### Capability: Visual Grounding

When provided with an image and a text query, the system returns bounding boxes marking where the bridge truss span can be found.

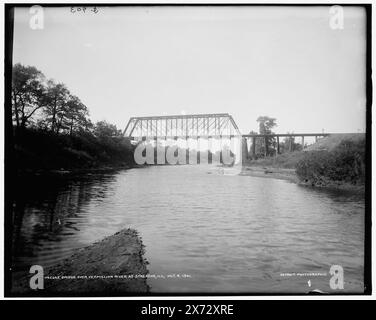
[123,113,241,140]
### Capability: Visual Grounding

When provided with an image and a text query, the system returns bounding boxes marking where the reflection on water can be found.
[11,166,365,293]
[12,173,118,270]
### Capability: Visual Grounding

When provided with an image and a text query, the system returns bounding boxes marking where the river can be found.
[11,165,365,293]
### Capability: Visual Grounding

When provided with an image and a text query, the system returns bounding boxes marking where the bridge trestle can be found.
[124,114,334,163]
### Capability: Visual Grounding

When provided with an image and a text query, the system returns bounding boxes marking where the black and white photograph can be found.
[3,3,371,298]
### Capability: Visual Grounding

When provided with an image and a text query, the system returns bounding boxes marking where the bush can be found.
[296,138,365,185]
[14,127,135,171]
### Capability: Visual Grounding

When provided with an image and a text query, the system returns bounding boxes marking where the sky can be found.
[13,5,367,134]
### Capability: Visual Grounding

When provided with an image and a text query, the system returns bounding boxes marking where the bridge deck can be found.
[242,133,330,138]
[129,133,331,140]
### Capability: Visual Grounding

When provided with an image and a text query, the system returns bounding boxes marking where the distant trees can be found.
[282,135,303,153]
[12,64,47,129]
[43,80,70,133]
[65,95,91,135]
[12,63,92,135]
[255,116,277,156]
[94,120,122,138]
[11,63,134,170]
[249,117,309,158]
[257,116,277,135]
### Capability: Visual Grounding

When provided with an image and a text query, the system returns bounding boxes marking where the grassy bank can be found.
[13,127,135,172]
[244,134,366,189]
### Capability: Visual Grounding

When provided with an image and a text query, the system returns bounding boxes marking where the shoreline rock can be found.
[11,229,149,296]
[241,165,299,183]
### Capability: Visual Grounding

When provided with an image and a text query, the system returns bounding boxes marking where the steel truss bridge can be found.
[123,113,241,140]
[124,113,333,158]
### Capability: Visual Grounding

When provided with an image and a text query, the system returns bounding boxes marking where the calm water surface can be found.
[12,166,365,293]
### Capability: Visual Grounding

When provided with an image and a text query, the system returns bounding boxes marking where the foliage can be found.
[246,150,308,169]
[11,63,135,170]
[14,127,135,170]
[256,116,277,135]
[250,116,278,157]
[296,138,365,185]
[12,64,47,129]
[94,120,122,138]
[12,64,91,135]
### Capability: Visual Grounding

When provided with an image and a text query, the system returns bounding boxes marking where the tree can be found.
[282,134,303,153]
[12,63,93,136]
[256,116,277,156]
[94,121,122,138]
[12,63,47,129]
[257,116,277,135]
[11,63,137,170]
[64,95,90,135]
[43,80,70,133]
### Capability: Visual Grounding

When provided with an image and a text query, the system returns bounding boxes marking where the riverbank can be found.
[12,127,136,173]
[241,164,365,193]
[11,229,149,296]
[241,134,366,193]
[16,163,145,177]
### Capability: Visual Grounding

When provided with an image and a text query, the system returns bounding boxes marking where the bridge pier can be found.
[277,136,280,155]
[242,137,249,162]
[251,136,256,159]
